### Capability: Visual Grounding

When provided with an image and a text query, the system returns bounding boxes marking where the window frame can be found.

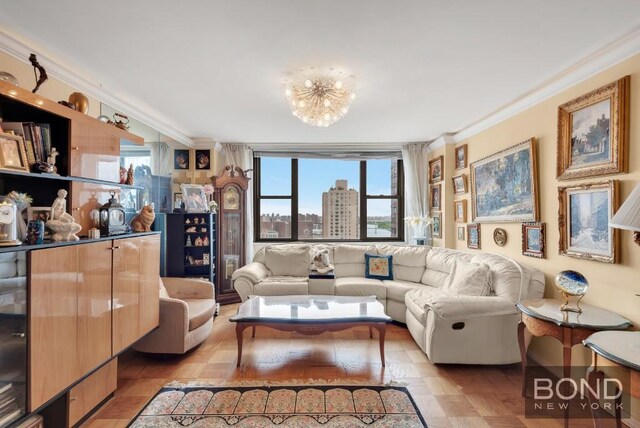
[254,156,404,242]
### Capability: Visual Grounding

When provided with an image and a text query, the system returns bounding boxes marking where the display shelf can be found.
[0,169,143,190]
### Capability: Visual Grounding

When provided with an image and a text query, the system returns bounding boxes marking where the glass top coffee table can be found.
[230,295,392,367]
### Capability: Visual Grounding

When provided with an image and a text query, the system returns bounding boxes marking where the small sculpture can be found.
[46,189,81,241]
[46,147,59,174]
[113,113,130,130]
[125,164,134,185]
[28,53,48,94]
[194,236,204,247]
[130,205,155,232]
[68,92,89,114]
[312,249,333,274]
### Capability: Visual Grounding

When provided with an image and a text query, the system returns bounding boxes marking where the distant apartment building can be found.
[298,213,322,239]
[322,179,359,239]
[390,160,398,237]
[260,213,290,238]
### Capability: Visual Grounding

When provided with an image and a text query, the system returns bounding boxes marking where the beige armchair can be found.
[133,277,216,354]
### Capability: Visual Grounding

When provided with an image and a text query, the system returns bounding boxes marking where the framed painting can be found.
[174,149,190,170]
[558,180,618,263]
[557,76,629,180]
[430,184,441,211]
[470,138,538,223]
[454,200,467,222]
[467,223,480,249]
[432,212,442,239]
[180,184,209,213]
[429,156,443,183]
[522,222,545,258]
[457,226,465,241]
[452,174,467,194]
[0,132,29,172]
[195,149,211,170]
[455,144,467,170]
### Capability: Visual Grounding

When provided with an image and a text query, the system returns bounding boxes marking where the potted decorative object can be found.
[404,215,432,245]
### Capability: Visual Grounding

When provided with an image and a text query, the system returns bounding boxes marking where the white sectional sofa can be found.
[232,243,544,365]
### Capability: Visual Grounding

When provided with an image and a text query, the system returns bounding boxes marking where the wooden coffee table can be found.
[230,295,392,367]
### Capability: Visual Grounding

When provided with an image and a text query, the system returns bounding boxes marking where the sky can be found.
[260,157,394,217]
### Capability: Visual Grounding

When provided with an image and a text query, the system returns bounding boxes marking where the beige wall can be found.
[433,53,640,418]
[0,51,101,117]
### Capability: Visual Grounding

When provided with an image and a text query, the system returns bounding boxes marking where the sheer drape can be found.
[151,142,172,176]
[402,143,431,245]
[222,144,254,260]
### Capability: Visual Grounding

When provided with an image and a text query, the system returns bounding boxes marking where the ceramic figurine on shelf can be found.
[130,205,155,232]
[119,166,127,184]
[203,253,210,265]
[125,164,134,185]
[200,217,206,224]
[200,227,207,232]
[203,236,209,246]
[46,189,81,241]
[186,236,192,247]
[46,147,60,174]
[186,226,196,233]
[194,218,199,225]
[194,236,203,247]
[185,218,191,225]
[26,219,44,245]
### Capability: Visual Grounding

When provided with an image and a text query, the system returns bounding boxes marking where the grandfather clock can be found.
[212,165,250,304]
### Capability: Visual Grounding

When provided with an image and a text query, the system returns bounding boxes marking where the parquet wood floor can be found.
[83,304,623,427]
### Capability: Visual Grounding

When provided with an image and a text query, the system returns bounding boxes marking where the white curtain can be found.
[151,142,172,176]
[222,144,254,260]
[402,143,431,245]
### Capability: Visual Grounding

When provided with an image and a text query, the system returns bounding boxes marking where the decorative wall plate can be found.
[493,228,507,246]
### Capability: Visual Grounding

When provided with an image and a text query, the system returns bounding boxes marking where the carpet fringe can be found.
[164,378,408,389]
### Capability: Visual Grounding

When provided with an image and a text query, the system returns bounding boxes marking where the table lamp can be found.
[610,182,640,246]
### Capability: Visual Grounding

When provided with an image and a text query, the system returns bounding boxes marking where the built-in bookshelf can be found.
[164,212,216,284]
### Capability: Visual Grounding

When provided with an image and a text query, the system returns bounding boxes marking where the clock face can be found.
[0,205,15,224]
[224,187,240,210]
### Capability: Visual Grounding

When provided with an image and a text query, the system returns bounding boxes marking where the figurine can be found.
[119,166,127,184]
[194,236,203,247]
[29,53,48,93]
[130,205,155,232]
[125,164,134,185]
[46,147,59,174]
[46,189,81,241]
[203,236,209,246]
[186,226,196,233]
[113,113,130,130]
[186,236,192,247]
[194,218,199,225]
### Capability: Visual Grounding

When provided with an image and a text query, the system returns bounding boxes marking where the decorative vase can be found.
[0,72,18,86]
[26,220,44,245]
[68,92,89,114]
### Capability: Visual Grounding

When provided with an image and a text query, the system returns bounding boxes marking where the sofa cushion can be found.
[254,276,309,296]
[442,261,492,297]
[333,245,377,278]
[383,279,426,302]
[422,247,473,287]
[378,245,429,282]
[470,253,530,303]
[334,277,386,300]
[405,287,448,324]
[365,254,393,280]
[184,298,216,331]
[265,245,310,277]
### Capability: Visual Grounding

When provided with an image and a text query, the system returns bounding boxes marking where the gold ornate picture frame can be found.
[452,174,467,195]
[522,222,545,259]
[558,180,619,263]
[429,156,443,183]
[455,144,468,170]
[0,132,29,173]
[430,184,441,211]
[454,200,467,222]
[467,223,480,249]
[557,76,629,180]
[431,211,442,239]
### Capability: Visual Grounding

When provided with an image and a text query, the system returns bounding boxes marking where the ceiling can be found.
[1,1,640,145]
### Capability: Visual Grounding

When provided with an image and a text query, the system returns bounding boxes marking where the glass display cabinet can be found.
[212,165,250,304]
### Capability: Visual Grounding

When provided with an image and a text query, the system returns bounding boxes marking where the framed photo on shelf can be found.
[173,193,183,211]
[0,132,29,172]
[26,207,51,237]
[557,76,629,180]
[195,150,211,170]
[454,200,467,222]
[174,149,190,170]
[467,223,480,249]
[452,174,468,194]
[432,212,442,239]
[457,226,465,241]
[180,184,209,213]
[455,145,467,170]
[558,180,618,263]
[522,222,545,258]
[430,184,441,211]
[429,156,443,183]
[470,138,538,223]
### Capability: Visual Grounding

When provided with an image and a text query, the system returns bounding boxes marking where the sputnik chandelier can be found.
[284,68,356,127]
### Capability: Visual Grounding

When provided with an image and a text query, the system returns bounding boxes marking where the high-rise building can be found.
[390,161,398,237]
[322,179,359,239]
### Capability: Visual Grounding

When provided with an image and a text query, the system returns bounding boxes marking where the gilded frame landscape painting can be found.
[557,76,629,180]
[470,138,539,223]
[558,180,618,264]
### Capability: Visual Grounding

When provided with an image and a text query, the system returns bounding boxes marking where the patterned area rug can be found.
[129,384,427,427]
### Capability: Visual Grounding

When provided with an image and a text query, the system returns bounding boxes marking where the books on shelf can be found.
[1,121,52,166]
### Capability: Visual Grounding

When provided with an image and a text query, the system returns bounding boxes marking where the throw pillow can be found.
[265,245,310,277]
[442,260,492,296]
[159,279,170,299]
[365,253,394,280]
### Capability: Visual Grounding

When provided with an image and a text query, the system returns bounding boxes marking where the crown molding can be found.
[0,29,196,147]
[428,134,455,150]
[454,25,640,143]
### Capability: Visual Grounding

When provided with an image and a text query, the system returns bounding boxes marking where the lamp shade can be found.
[610,183,640,231]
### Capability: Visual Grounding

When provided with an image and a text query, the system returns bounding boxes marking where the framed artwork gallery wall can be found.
[433,52,640,420]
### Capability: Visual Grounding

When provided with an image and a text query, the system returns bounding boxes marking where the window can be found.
[255,155,403,241]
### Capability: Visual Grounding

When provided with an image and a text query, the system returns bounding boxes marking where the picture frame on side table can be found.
[0,132,29,172]
[454,200,467,222]
[457,226,465,241]
[470,138,538,223]
[522,222,545,258]
[452,174,468,194]
[180,184,209,213]
[432,212,442,239]
[557,76,629,180]
[558,180,618,263]
[430,184,441,211]
[455,144,468,170]
[467,223,480,249]
[429,156,443,183]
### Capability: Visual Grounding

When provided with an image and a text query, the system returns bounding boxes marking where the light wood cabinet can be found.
[29,245,80,411]
[69,121,121,182]
[67,358,117,427]
[139,234,161,335]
